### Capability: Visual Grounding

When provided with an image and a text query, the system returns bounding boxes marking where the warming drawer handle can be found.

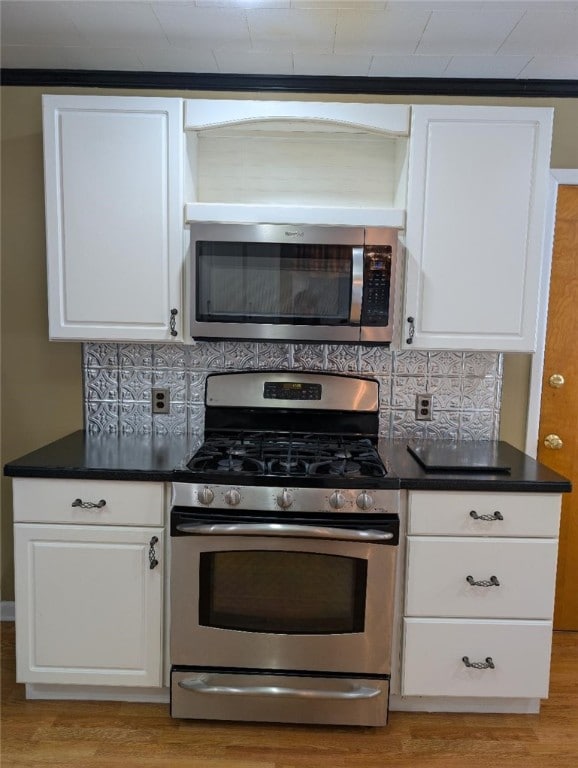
[178,676,382,701]
[469,510,503,522]
[175,522,394,543]
[462,656,495,670]
[71,498,106,509]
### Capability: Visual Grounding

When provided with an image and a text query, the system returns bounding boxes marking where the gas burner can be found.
[269,457,311,476]
[185,429,387,482]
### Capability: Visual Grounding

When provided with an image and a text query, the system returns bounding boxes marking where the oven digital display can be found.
[264,382,322,401]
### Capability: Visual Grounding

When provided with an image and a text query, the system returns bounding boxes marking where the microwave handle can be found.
[176,522,394,543]
[349,246,364,324]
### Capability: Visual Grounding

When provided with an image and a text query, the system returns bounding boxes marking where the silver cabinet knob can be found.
[356,491,374,511]
[329,490,347,509]
[224,489,241,506]
[544,434,563,450]
[197,486,214,505]
[277,489,294,509]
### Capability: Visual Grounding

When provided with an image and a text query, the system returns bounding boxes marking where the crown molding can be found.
[2,69,578,98]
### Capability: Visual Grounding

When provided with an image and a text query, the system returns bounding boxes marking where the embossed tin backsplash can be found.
[83,342,502,440]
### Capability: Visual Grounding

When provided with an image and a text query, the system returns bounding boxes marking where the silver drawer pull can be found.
[462,656,495,670]
[469,510,503,522]
[466,575,500,587]
[71,498,106,509]
[178,676,381,701]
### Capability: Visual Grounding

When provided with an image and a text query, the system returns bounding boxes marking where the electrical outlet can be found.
[152,388,170,415]
[415,393,433,421]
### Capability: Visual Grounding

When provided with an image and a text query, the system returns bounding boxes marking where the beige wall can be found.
[1,86,577,601]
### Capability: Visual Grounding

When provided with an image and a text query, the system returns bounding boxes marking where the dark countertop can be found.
[3,430,572,493]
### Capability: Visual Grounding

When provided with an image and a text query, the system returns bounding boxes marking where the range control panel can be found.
[263,381,322,401]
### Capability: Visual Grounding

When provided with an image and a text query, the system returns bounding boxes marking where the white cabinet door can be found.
[14,524,163,686]
[404,106,553,351]
[43,96,183,341]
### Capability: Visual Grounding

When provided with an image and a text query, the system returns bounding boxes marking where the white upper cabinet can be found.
[43,96,183,341]
[183,99,410,228]
[403,106,553,352]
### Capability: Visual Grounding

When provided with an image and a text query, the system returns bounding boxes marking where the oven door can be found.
[190,223,363,342]
[170,509,398,676]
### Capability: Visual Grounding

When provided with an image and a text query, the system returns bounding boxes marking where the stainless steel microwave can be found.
[189,223,398,343]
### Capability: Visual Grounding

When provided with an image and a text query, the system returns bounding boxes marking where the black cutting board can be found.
[407,442,511,473]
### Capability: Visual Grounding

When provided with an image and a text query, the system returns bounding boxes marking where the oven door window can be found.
[196,242,352,326]
[199,550,367,634]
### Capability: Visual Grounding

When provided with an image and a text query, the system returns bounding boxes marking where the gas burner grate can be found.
[186,431,386,480]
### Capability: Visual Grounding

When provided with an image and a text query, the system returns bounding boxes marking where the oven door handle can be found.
[178,676,381,700]
[175,522,394,542]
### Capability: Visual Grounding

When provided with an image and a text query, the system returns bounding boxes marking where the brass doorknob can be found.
[544,434,563,450]
[549,374,565,388]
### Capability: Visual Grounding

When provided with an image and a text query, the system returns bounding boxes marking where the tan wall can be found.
[1,86,577,601]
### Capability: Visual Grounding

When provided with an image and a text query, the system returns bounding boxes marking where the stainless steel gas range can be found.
[171,372,400,727]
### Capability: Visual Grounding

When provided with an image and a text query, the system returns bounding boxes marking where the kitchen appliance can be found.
[189,223,398,343]
[171,372,400,726]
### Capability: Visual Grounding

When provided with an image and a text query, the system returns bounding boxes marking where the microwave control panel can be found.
[361,246,392,326]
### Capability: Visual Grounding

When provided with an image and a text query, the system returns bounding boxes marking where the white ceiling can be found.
[1,0,578,81]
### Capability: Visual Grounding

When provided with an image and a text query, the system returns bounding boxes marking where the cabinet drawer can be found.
[13,478,164,525]
[408,492,561,537]
[402,618,552,698]
[406,537,558,619]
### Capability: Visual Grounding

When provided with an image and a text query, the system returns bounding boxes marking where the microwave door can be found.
[191,240,362,343]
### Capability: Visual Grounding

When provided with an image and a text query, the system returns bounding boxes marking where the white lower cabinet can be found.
[13,479,165,688]
[402,491,561,701]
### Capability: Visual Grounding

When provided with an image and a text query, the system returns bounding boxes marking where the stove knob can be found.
[224,489,241,507]
[197,486,214,505]
[329,490,347,510]
[277,488,294,509]
[356,491,374,511]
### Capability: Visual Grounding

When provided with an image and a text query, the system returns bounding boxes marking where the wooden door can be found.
[537,185,578,630]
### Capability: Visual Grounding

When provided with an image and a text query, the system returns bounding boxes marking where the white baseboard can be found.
[26,683,170,704]
[1,601,15,621]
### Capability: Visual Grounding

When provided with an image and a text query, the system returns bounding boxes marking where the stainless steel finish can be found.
[544,433,563,449]
[349,246,364,324]
[178,675,381,700]
[172,483,399,514]
[224,488,241,506]
[329,490,347,509]
[197,486,214,505]
[171,670,389,726]
[191,223,366,247]
[171,533,397,675]
[190,223,398,343]
[205,371,379,412]
[356,491,374,510]
[191,320,362,343]
[176,522,395,543]
[277,488,294,509]
[548,373,565,388]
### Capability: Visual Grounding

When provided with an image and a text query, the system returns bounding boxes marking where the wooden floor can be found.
[2,624,577,768]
